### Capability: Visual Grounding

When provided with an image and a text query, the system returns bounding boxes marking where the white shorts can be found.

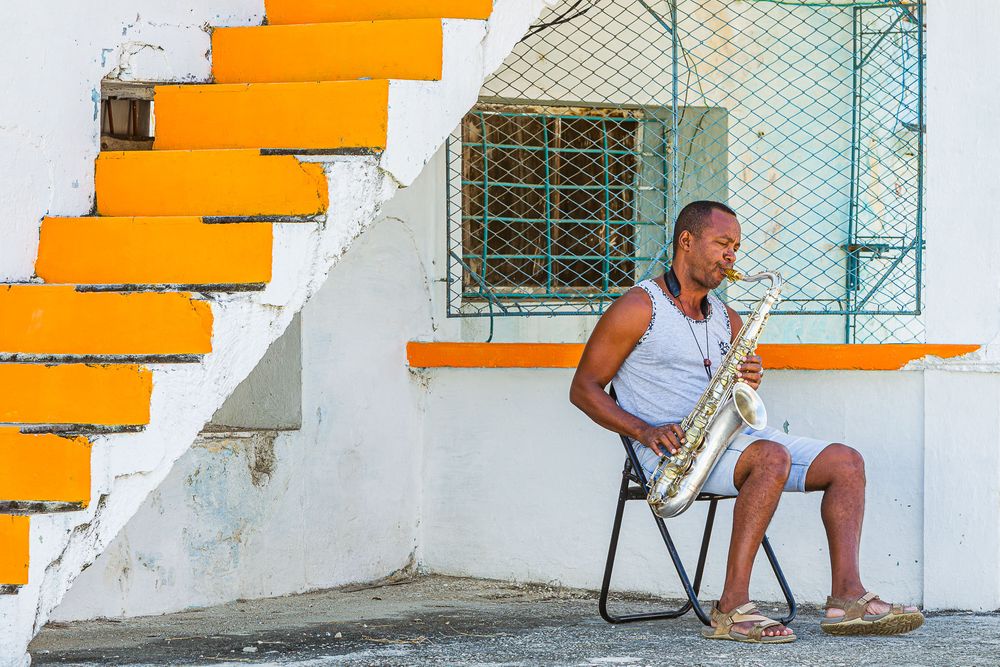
[633,426,834,497]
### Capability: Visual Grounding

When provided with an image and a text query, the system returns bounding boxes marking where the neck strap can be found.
[666,267,711,318]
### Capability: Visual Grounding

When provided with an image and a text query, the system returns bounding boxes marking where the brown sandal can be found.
[821,591,924,636]
[701,601,796,644]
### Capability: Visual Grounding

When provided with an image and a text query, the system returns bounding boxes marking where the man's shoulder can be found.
[612,284,654,313]
[598,285,654,337]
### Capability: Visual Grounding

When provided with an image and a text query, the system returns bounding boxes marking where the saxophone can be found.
[646,268,783,518]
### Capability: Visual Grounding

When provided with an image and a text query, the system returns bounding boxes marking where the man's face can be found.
[683,210,741,290]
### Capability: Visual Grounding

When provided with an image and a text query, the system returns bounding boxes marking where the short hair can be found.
[671,200,737,257]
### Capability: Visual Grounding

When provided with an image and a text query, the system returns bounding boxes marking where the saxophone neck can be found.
[725,268,783,293]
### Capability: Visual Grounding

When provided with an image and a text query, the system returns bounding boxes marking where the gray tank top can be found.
[612,279,733,430]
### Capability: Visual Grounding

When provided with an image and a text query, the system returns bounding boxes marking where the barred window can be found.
[460,104,641,300]
[453,102,728,313]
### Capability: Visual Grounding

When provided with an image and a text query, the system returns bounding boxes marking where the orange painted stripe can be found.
[153,80,389,151]
[37,217,273,286]
[0,429,91,505]
[265,0,493,24]
[0,286,212,356]
[0,364,150,426]
[408,343,585,368]
[0,516,29,586]
[213,20,443,84]
[96,149,328,217]
[758,344,980,370]
[406,342,980,371]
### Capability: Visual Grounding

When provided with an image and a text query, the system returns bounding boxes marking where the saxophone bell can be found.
[731,381,767,431]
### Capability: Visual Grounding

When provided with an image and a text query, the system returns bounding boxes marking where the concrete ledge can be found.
[407,342,981,370]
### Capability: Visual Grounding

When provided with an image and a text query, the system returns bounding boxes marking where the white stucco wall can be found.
[419,369,924,605]
[3,0,551,661]
[41,0,1000,626]
[58,144,926,618]
[56,182,436,618]
[920,1,1000,612]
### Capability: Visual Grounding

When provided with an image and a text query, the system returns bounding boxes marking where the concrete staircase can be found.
[0,1,544,663]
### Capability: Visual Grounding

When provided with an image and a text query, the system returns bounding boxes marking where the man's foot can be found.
[822,591,923,636]
[702,600,796,643]
[719,596,794,639]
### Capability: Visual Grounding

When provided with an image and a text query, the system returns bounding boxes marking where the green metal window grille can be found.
[446,0,925,343]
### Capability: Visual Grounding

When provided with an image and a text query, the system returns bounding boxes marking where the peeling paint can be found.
[90,89,101,122]
[245,433,277,488]
[106,42,168,81]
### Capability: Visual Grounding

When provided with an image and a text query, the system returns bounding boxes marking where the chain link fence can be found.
[446,0,924,343]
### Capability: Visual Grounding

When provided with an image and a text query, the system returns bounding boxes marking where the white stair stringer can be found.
[0,1,548,664]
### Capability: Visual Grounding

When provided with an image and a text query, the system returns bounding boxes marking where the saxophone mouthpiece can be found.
[723,268,743,282]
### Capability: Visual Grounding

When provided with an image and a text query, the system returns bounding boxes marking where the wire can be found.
[741,0,918,6]
[521,0,596,41]
[642,1,710,223]
[523,2,591,39]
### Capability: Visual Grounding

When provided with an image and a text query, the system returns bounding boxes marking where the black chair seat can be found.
[599,386,796,626]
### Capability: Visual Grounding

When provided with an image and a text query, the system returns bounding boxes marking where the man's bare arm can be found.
[570,289,685,456]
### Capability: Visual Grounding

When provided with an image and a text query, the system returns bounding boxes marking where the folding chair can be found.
[598,386,796,626]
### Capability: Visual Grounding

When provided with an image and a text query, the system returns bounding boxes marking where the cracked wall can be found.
[53,165,440,621]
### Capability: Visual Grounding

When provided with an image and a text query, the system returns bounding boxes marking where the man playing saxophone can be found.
[569,201,923,643]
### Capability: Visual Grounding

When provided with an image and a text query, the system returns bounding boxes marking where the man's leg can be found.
[717,440,794,637]
[805,444,919,618]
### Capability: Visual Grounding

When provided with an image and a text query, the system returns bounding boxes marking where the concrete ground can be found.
[30,575,1000,666]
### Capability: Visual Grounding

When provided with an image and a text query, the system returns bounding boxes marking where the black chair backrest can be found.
[609,384,653,492]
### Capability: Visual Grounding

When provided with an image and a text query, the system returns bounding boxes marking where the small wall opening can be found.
[100,81,154,151]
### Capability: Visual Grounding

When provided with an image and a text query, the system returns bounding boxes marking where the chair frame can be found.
[598,389,797,626]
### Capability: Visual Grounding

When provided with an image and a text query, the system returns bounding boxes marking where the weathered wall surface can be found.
[44,0,1000,623]
[59,144,926,618]
[54,161,439,620]
[3,1,550,661]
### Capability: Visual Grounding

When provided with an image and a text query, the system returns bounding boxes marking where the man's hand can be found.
[737,353,764,390]
[637,423,686,457]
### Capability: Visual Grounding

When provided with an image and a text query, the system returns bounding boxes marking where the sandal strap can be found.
[724,602,771,625]
[735,614,779,627]
[826,591,878,610]
[708,601,728,625]
[710,601,782,636]
[730,602,760,617]
[825,591,882,621]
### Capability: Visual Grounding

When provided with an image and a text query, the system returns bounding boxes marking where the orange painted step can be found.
[0,429,91,509]
[96,150,328,217]
[213,20,443,84]
[37,217,273,286]
[0,516,29,588]
[0,364,151,426]
[153,80,389,151]
[265,0,493,24]
[0,286,212,356]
